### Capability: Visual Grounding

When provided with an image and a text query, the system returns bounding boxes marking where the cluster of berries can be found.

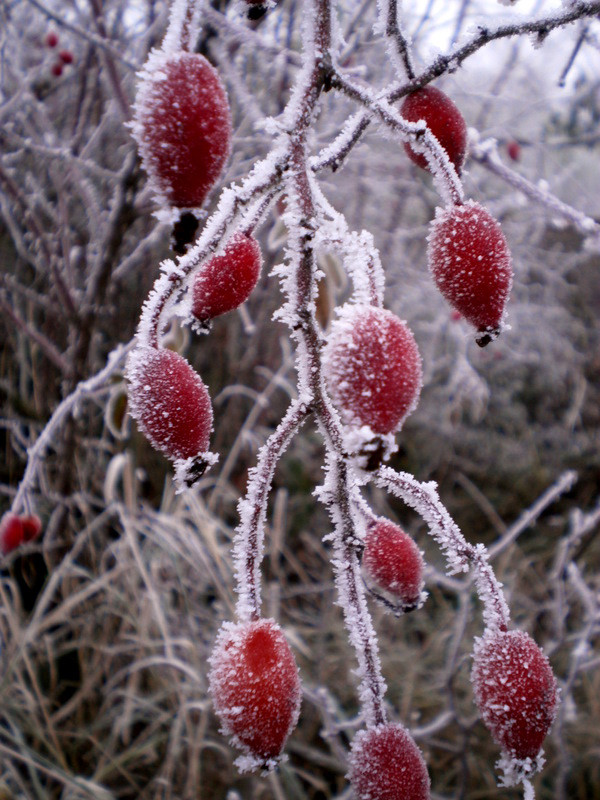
[0,512,42,556]
[127,49,263,485]
[124,16,556,796]
[401,87,513,345]
[45,31,73,78]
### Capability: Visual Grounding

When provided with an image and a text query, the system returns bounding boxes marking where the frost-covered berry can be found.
[133,51,232,209]
[401,87,467,175]
[59,49,73,65]
[349,723,431,800]
[126,347,213,463]
[324,305,422,436]
[45,32,58,48]
[208,618,301,770]
[362,520,425,614]
[427,200,513,345]
[472,630,558,760]
[0,513,24,555]
[191,232,262,323]
[21,514,42,543]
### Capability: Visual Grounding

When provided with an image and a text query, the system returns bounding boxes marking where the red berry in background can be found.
[472,630,558,760]
[191,232,262,323]
[362,520,425,614]
[324,305,422,436]
[45,32,59,48]
[401,86,468,175]
[51,62,63,78]
[349,723,431,800]
[507,139,521,162]
[126,347,213,462]
[208,618,301,769]
[0,514,24,555]
[427,200,513,345]
[21,515,42,543]
[133,51,232,209]
[59,50,73,65]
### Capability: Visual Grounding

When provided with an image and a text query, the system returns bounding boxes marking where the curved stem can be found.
[375,466,511,634]
[233,399,311,622]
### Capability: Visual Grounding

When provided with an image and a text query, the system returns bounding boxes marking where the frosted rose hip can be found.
[192,232,262,322]
[427,200,513,344]
[208,618,301,769]
[126,347,213,462]
[472,630,558,760]
[324,305,422,436]
[362,520,424,614]
[401,87,467,175]
[133,51,232,208]
[349,723,430,800]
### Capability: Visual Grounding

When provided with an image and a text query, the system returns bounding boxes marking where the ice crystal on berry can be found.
[472,629,558,761]
[401,87,467,175]
[362,520,426,615]
[324,305,422,438]
[349,723,431,800]
[208,618,301,771]
[126,346,213,465]
[427,200,513,344]
[132,51,232,209]
[192,232,262,323]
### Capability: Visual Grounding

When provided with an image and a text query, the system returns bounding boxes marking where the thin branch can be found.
[11,342,134,515]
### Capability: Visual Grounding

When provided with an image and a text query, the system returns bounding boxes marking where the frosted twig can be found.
[233,399,310,622]
[162,0,204,53]
[381,0,416,79]
[329,71,464,207]
[276,0,388,727]
[11,342,135,515]
[25,0,138,71]
[313,1,600,176]
[470,136,600,245]
[375,466,511,633]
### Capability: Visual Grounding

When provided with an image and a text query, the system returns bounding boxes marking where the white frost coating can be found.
[497,751,546,790]
[162,0,204,54]
[233,399,309,621]
[470,134,600,247]
[311,180,385,307]
[310,110,368,173]
[173,450,218,493]
[375,466,511,633]
[318,452,388,728]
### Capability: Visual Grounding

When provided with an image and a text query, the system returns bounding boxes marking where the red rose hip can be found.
[472,630,558,760]
[133,51,232,209]
[0,513,24,555]
[208,618,301,770]
[324,305,422,436]
[362,520,425,614]
[21,514,43,543]
[349,723,431,800]
[401,87,467,175]
[126,347,213,463]
[427,200,513,344]
[191,232,262,322]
